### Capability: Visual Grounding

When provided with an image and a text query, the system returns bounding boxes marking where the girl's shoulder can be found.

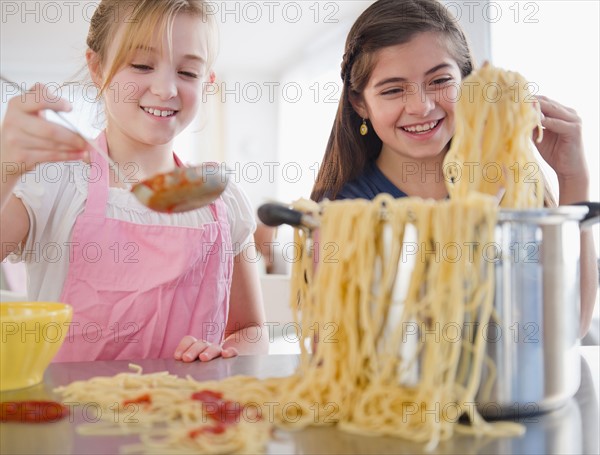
[219,179,256,232]
[337,161,408,201]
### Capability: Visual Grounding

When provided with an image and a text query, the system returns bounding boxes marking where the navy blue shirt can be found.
[336,161,408,200]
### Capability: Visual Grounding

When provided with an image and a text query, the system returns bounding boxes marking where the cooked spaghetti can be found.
[54,64,541,453]
[285,194,524,450]
[55,365,273,454]
[54,196,521,453]
[444,63,545,208]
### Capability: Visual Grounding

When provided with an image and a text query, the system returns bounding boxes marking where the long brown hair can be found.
[310,0,473,201]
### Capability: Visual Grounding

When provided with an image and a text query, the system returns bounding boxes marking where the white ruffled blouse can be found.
[10,161,257,301]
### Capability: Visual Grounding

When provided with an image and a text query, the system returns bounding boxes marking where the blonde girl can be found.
[1,0,268,362]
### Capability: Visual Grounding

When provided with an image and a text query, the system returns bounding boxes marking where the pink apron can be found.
[55,133,233,362]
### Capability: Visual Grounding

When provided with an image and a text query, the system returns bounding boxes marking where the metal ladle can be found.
[1,75,228,213]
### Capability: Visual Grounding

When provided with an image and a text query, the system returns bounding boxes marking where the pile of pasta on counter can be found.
[55,63,542,454]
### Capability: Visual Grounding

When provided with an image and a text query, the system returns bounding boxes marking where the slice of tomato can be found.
[191,390,223,403]
[188,422,227,438]
[122,393,152,406]
[204,400,244,424]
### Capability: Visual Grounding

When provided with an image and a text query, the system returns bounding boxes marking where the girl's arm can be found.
[1,84,86,261]
[175,244,268,362]
[535,95,598,336]
[223,244,268,353]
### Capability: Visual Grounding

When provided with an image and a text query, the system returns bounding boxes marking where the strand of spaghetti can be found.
[54,64,543,453]
[55,195,513,452]
[444,64,544,208]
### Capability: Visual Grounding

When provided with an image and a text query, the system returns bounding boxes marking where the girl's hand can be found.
[1,83,87,176]
[533,95,588,183]
[174,335,238,362]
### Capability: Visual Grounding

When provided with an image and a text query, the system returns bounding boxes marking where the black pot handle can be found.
[572,202,600,229]
[257,203,319,230]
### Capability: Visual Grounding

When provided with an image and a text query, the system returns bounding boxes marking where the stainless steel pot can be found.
[477,203,599,418]
[257,202,600,419]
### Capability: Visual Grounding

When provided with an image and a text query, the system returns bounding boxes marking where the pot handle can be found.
[573,202,600,230]
[257,203,319,230]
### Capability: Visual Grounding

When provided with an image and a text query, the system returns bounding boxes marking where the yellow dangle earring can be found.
[360,118,368,136]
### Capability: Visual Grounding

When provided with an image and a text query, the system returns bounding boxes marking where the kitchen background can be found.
[1,1,598,343]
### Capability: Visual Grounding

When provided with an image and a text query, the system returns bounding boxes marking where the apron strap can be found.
[84,132,110,219]
[84,143,222,221]
[211,195,227,223]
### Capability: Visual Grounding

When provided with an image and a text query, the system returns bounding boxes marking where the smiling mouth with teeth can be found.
[401,119,440,133]
[142,107,178,118]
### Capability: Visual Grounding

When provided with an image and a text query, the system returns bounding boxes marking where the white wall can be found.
[1,1,598,213]
[216,2,372,208]
[490,0,599,205]
[275,42,346,204]
[219,73,280,206]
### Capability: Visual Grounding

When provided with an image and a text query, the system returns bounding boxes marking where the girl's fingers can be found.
[10,130,85,154]
[17,115,87,151]
[536,95,580,122]
[15,150,87,167]
[540,115,581,137]
[4,82,86,153]
[179,339,215,362]
[173,336,232,362]
[221,347,239,358]
[198,343,225,362]
[3,92,88,168]
[6,130,88,169]
[10,83,73,114]
[174,335,199,360]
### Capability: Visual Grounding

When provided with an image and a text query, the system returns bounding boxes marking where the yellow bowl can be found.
[0,302,73,391]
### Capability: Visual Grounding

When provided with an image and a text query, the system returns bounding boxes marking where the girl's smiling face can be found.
[97,13,209,148]
[353,32,462,163]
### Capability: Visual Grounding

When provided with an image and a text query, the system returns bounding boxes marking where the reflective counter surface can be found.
[1,347,598,454]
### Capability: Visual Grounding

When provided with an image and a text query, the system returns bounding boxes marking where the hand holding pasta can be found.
[534,95,588,186]
[443,63,545,208]
[55,64,559,454]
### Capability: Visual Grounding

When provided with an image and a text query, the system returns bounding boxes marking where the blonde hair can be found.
[87,0,218,95]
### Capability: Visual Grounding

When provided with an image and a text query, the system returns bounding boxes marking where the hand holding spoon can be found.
[1,75,228,213]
